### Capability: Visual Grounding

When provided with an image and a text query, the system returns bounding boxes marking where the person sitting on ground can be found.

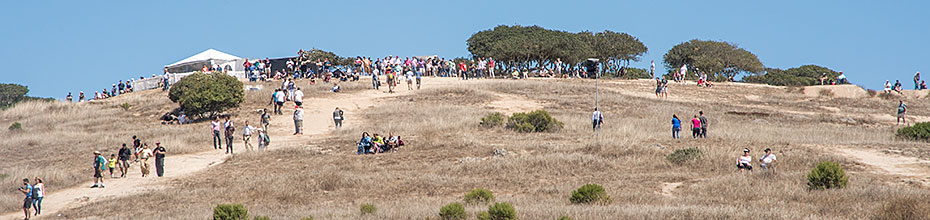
[737,148,752,174]
[759,148,777,173]
[922,80,927,90]
[371,133,385,153]
[893,80,903,94]
[332,83,340,92]
[884,80,892,93]
[384,132,399,152]
[357,132,372,155]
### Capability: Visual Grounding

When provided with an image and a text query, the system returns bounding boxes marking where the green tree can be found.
[743,65,841,86]
[807,161,848,190]
[213,204,249,220]
[663,39,763,81]
[0,83,29,108]
[168,72,244,118]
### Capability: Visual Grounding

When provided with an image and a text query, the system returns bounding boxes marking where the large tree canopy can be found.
[663,39,763,81]
[0,83,29,108]
[743,65,842,86]
[168,72,244,117]
[467,25,645,74]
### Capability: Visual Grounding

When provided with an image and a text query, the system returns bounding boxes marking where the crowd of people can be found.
[669,111,709,139]
[884,72,926,94]
[356,132,405,154]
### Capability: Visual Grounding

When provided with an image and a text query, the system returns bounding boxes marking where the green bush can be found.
[569,184,611,204]
[119,102,131,110]
[477,211,491,220]
[252,216,271,220]
[360,203,377,215]
[666,148,702,165]
[742,65,841,86]
[168,72,244,118]
[481,112,506,128]
[896,122,930,142]
[9,122,22,131]
[807,161,848,190]
[439,202,467,220]
[558,216,573,220]
[506,110,563,133]
[487,202,516,220]
[464,188,495,205]
[213,203,249,220]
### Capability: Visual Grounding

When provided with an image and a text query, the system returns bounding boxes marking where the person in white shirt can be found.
[293,105,304,135]
[591,108,604,131]
[32,177,44,216]
[759,148,777,173]
[294,88,304,107]
[736,148,752,174]
[242,121,255,151]
[883,80,892,93]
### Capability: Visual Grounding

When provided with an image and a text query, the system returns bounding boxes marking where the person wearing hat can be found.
[138,144,153,177]
[760,148,777,173]
[293,105,304,135]
[736,148,752,174]
[92,151,107,188]
[154,142,167,177]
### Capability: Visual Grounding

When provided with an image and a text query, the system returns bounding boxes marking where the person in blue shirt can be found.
[92,151,106,188]
[671,114,681,139]
[357,132,372,155]
[415,70,422,89]
[20,178,34,219]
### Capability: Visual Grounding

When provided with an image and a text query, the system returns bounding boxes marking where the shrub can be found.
[213,203,249,220]
[558,216,573,220]
[866,89,877,97]
[487,202,516,220]
[807,161,848,190]
[506,110,563,133]
[300,217,314,220]
[569,184,611,204]
[666,148,702,165]
[252,216,271,220]
[168,72,244,118]
[477,211,491,220]
[742,65,840,86]
[872,197,930,220]
[480,112,506,128]
[464,188,495,205]
[360,203,377,215]
[9,122,22,131]
[119,102,131,110]
[896,122,930,142]
[439,202,467,220]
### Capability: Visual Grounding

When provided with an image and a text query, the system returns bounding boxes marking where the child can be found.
[108,154,118,178]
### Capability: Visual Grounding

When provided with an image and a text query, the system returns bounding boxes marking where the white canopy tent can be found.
[164,49,243,74]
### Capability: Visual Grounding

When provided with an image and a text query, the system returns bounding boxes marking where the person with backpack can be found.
[118,144,132,177]
[224,116,236,154]
[897,100,907,125]
[333,107,344,129]
[92,151,106,188]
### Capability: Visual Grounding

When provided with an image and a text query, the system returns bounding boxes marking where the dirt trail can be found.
[1,78,452,220]
[487,92,544,114]
[835,147,930,185]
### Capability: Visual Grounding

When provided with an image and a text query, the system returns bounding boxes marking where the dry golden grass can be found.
[17,78,930,219]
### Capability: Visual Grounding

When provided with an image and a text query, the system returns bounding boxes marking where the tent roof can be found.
[166,49,242,67]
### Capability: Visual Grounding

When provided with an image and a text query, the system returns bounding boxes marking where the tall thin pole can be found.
[595,62,600,144]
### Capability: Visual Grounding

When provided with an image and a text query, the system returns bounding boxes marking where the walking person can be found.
[107,154,118,178]
[118,144,131,177]
[32,177,44,216]
[294,105,304,135]
[699,111,708,138]
[20,178,34,220]
[224,116,235,154]
[258,129,269,150]
[672,115,681,139]
[690,115,702,139]
[154,142,166,177]
[591,108,604,131]
[333,107,344,129]
[294,87,304,107]
[211,117,222,150]
[243,121,255,151]
[261,109,271,131]
[92,151,106,187]
[897,100,907,125]
[139,144,153,177]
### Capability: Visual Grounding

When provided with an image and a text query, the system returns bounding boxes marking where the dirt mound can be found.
[803,85,867,98]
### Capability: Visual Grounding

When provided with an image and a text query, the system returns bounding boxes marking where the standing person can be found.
[690,115,702,139]
[333,107,344,129]
[372,68,381,90]
[914,72,921,90]
[139,144,153,177]
[132,136,142,161]
[274,89,286,114]
[737,148,753,174]
[650,60,656,78]
[591,108,604,131]
[224,116,235,154]
[257,129,269,150]
[294,87,304,107]
[211,117,222,150]
[162,69,170,91]
[154,142,166,177]
[405,69,414,90]
[92,151,106,187]
[415,69,422,89]
[294,105,304,135]
[489,58,496,78]
[32,177,44,216]
[897,100,907,125]
[79,91,85,102]
[759,148,777,173]
[118,144,131,178]
[19,178,34,220]
[261,109,271,131]
[243,121,255,151]
[671,115,681,139]
[699,111,708,138]
[66,92,73,103]
[107,154,118,178]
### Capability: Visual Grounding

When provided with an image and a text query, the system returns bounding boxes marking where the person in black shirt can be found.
[154,142,167,177]
[118,144,132,177]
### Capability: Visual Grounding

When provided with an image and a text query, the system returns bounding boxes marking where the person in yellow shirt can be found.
[108,154,118,178]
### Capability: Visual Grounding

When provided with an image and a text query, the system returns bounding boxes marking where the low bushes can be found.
[213,203,249,220]
[569,184,611,204]
[439,202,467,220]
[807,161,848,190]
[487,202,516,220]
[464,188,495,205]
[666,148,701,165]
[252,216,271,220]
[506,110,563,133]
[896,122,930,142]
[8,122,22,131]
[360,203,377,215]
[480,112,506,128]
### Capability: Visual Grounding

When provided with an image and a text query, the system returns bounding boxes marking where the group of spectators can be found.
[356,132,405,154]
[884,72,926,94]
[65,79,135,103]
[670,111,709,139]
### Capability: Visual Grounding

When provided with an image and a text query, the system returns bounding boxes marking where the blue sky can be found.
[2,0,928,98]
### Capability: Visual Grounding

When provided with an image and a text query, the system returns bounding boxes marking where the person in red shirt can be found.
[489,58,496,78]
[459,62,468,80]
[243,58,252,76]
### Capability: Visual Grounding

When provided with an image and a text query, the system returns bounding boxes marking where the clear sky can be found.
[2,0,928,98]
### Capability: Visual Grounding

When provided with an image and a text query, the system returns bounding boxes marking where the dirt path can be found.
[1,79,444,220]
[835,147,930,185]
[487,92,544,114]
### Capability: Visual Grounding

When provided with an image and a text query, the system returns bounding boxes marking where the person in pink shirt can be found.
[690,115,702,138]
